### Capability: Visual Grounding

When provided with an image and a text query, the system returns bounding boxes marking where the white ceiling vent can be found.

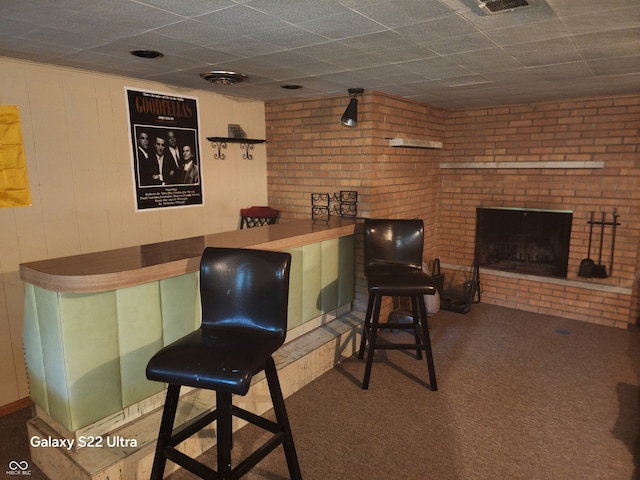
[479,0,530,13]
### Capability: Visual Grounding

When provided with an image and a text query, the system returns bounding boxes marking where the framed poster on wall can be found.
[126,87,203,211]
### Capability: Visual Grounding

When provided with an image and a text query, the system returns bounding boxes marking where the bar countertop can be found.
[20,217,359,293]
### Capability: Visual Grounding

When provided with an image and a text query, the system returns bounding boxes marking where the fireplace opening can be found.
[475,207,573,279]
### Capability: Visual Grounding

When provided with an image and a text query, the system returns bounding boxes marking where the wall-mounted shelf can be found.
[439,161,605,169]
[386,138,443,149]
[206,137,266,160]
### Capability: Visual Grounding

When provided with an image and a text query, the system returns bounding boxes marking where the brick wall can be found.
[440,96,640,328]
[265,93,640,328]
[265,92,446,312]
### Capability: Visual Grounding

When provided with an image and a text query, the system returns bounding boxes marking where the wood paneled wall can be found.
[0,57,269,410]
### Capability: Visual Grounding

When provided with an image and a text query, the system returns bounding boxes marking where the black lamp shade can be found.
[340,97,358,127]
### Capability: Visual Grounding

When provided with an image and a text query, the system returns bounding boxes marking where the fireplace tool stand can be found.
[578,209,620,279]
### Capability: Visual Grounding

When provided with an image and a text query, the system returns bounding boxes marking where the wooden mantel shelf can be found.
[386,138,443,149]
[440,161,605,169]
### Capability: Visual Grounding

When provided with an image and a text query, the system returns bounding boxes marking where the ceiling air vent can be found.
[200,71,248,85]
[480,0,529,13]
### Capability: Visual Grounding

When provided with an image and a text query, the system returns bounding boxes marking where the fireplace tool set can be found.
[578,209,620,279]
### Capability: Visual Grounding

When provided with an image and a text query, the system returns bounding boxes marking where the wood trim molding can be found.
[0,397,32,417]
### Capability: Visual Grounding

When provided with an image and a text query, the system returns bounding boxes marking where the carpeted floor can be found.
[2,304,639,479]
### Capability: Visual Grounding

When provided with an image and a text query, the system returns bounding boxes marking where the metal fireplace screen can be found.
[475,207,572,279]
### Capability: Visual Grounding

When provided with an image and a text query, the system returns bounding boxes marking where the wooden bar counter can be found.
[20,217,358,293]
[21,217,358,435]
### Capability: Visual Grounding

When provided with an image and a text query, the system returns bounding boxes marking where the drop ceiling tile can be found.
[401,56,472,80]
[247,50,315,68]
[247,25,329,49]
[152,19,232,46]
[547,0,639,16]
[369,44,437,63]
[288,61,347,77]
[204,36,284,58]
[560,7,640,36]
[445,48,524,73]
[527,61,594,81]
[339,31,416,54]
[517,52,583,68]
[328,53,390,70]
[484,19,569,46]
[438,75,493,87]
[355,0,453,28]
[502,37,577,59]
[572,27,640,49]
[397,14,480,44]
[292,41,361,61]
[298,11,387,40]
[43,13,144,41]
[0,0,81,25]
[248,0,350,24]
[83,1,183,33]
[54,49,142,69]
[21,27,104,51]
[142,0,235,17]
[579,43,640,61]
[196,4,290,33]
[0,17,44,38]
[354,64,427,84]
[426,32,497,55]
[173,46,241,65]
[0,36,73,62]
[587,56,640,77]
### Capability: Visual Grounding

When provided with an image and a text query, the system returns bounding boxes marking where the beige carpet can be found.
[3,304,639,479]
[168,303,640,480]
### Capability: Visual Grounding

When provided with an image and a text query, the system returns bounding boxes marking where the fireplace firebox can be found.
[475,207,573,279]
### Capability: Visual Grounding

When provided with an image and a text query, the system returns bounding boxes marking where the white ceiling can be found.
[1,0,639,109]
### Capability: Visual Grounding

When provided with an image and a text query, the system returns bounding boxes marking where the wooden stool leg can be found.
[418,299,438,391]
[265,357,302,480]
[358,295,375,359]
[362,294,382,390]
[411,295,423,360]
[151,384,181,480]
[216,391,233,479]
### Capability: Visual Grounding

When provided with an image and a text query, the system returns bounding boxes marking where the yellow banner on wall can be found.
[0,105,32,207]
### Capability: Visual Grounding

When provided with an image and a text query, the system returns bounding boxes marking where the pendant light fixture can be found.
[340,88,364,127]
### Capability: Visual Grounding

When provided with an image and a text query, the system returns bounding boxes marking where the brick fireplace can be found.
[475,207,573,279]
[265,92,640,328]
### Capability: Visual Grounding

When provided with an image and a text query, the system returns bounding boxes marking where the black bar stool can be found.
[358,219,438,390]
[146,247,302,480]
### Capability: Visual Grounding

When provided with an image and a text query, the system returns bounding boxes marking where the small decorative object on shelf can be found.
[228,124,247,139]
[311,191,358,222]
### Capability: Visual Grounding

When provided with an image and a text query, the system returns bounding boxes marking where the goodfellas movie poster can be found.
[126,87,203,211]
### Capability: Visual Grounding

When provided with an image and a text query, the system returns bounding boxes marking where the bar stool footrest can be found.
[161,404,289,480]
